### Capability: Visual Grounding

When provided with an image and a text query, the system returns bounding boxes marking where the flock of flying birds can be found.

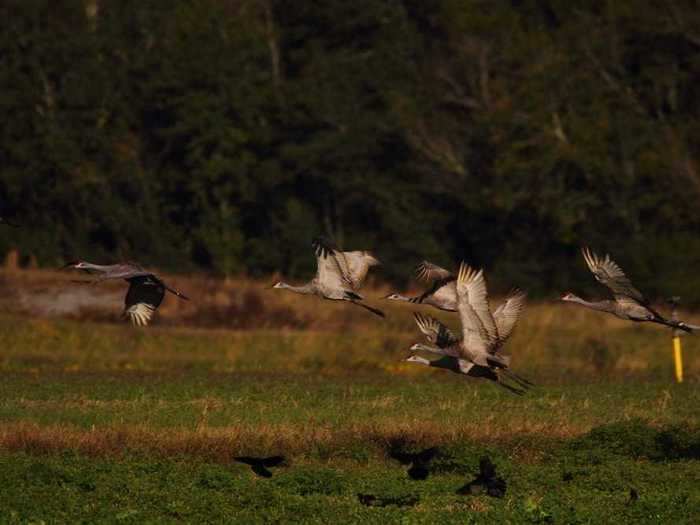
[53,236,696,396]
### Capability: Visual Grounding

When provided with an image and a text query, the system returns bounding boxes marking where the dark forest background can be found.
[1,0,700,299]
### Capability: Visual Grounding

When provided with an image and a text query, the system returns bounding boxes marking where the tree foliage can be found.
[2,0,700,299]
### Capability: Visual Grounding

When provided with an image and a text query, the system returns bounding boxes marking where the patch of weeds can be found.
[197,465,235,490]
[77,478,97,492]
[561,468,589,482]
[569,419,700,461]
[326,442,372,463]
[357,492,419,507]
[24,461,75,486]
[115,509,139,521]
[572,419,658,459]
[654,425,700,460]
[523,497,553,523]
[273,466,345,496]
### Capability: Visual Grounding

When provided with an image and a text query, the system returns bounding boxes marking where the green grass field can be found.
[1,306,699,523]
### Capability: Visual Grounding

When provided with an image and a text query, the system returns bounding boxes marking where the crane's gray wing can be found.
[581,247,646,303]
[413,262,456,305]
[342,250,380,290]
[415,261,453,282]
[493,289,527,350]
[428,281,458,310]
[123,275,165,326]
[313,238,352,290]
[413,313,460,348]
[455,263,492,358]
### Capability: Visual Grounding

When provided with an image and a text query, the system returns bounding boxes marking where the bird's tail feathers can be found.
[495,380,525,396]
[501,368,534,388]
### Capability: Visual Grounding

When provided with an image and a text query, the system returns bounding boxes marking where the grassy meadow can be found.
[1,269,699,523]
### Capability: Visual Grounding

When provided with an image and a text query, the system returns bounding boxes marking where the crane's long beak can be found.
[166,286,190,301]
[60,261,79,270]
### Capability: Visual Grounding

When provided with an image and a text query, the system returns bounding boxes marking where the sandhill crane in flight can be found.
[405,263,531,395]
[385,261,457,312]
[561,247,694,332]
[63,261,189,326]
[272,237,385,318]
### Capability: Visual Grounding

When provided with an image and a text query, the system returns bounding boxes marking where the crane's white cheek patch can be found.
[126,303,155,326]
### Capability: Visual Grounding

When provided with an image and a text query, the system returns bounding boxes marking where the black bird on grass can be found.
[62,261,189,326]
[456,456,507,498]
[389,446,439,480]
[234,456,286,478]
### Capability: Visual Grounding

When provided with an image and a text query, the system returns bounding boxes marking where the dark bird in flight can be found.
[62,261,189,326]
[388,446,439,480]
[234,456,286,478]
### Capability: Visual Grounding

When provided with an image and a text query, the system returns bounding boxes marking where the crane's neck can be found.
[566,295,612,312]
[407,354,461,373]
[276,282,316,295]
[80,262,118,273]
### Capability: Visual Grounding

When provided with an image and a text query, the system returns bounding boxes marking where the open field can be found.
[1,269,699,522]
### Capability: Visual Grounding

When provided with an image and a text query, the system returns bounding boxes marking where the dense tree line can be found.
[1,0,700,299]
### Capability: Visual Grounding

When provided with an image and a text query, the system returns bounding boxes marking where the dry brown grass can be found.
[0,419,585,462]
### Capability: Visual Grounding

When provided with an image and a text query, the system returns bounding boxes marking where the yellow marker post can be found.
[673,334,683,383]
[670,296,683,383]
